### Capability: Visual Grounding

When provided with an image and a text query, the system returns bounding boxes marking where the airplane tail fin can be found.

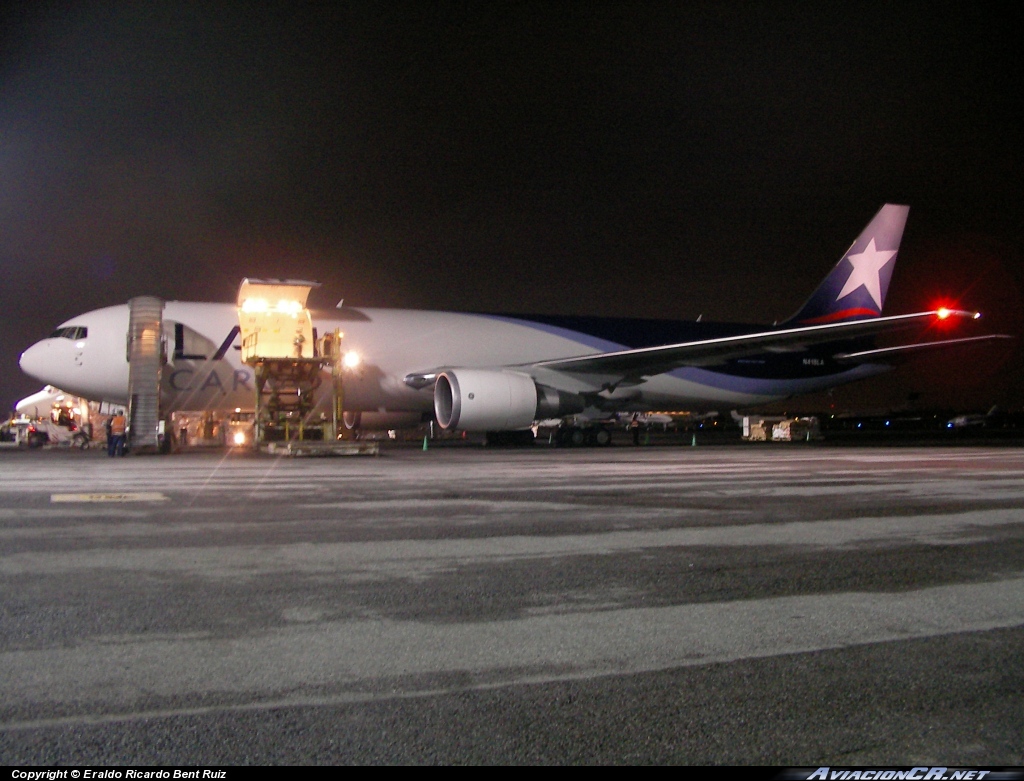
[782,204,909,326]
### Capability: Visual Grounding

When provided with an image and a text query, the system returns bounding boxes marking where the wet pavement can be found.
[1,444,1022,763]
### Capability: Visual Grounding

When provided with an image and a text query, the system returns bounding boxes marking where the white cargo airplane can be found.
[18,205,1009,437]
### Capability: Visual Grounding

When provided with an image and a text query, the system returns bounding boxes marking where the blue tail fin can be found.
[783,204,910,325]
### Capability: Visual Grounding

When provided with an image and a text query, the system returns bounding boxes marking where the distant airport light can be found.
[232,431,246,446]
[342,350,361,369]
[936,307,952,319]
[973,311,982,319]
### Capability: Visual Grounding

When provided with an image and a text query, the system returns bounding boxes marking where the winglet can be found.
[783,204,910,326]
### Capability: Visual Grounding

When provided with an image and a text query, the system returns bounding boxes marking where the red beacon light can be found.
[933,305,982,322]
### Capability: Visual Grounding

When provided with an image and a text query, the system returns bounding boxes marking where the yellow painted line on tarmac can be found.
[51,493,169,503]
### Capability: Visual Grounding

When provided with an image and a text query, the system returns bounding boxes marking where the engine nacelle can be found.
[434,369,584,432]
[434,369,537,431]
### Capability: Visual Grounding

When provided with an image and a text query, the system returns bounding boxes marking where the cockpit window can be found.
[49,326,88,340]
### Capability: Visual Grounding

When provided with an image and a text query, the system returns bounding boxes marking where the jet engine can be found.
[434,369,584,431]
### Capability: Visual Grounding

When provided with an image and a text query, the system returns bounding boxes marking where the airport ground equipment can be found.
[740,415,822,442]
[237,278,366,454]
[264,440,379,457]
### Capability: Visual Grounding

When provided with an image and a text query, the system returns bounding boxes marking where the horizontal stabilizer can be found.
[833,334,1014,364]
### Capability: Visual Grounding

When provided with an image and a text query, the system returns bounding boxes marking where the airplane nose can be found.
[19,342,48,382]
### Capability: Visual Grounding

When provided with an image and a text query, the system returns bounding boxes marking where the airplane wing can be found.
[529,309,981,379]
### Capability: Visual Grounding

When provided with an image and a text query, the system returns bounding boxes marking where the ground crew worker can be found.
[109,411,127,456]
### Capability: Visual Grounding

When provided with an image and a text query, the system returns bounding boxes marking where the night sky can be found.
[2,2,1021,414]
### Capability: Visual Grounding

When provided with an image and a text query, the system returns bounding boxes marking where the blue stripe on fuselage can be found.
[483,313,755,350]
[668,363,889,396]
[481,314,626,353]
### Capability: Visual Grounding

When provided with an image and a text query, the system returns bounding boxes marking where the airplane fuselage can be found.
[19,302,888,421]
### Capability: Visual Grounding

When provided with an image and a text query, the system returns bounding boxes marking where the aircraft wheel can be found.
[593,427,611,446]
[570,428,586,447]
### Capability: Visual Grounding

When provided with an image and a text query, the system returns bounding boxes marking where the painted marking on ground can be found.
[50,493,169,503]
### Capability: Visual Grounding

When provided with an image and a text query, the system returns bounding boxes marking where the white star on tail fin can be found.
[836,238,897,309]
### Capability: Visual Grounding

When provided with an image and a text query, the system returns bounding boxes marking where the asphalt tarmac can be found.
[1,443,1022,764]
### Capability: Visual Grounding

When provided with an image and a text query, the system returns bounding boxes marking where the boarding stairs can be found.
[126,296,164,453]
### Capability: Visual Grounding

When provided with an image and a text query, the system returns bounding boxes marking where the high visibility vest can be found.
[110,415,126,436]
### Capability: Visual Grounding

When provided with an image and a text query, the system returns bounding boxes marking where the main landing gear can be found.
[552,425,612,447]
[483,425,614,447]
